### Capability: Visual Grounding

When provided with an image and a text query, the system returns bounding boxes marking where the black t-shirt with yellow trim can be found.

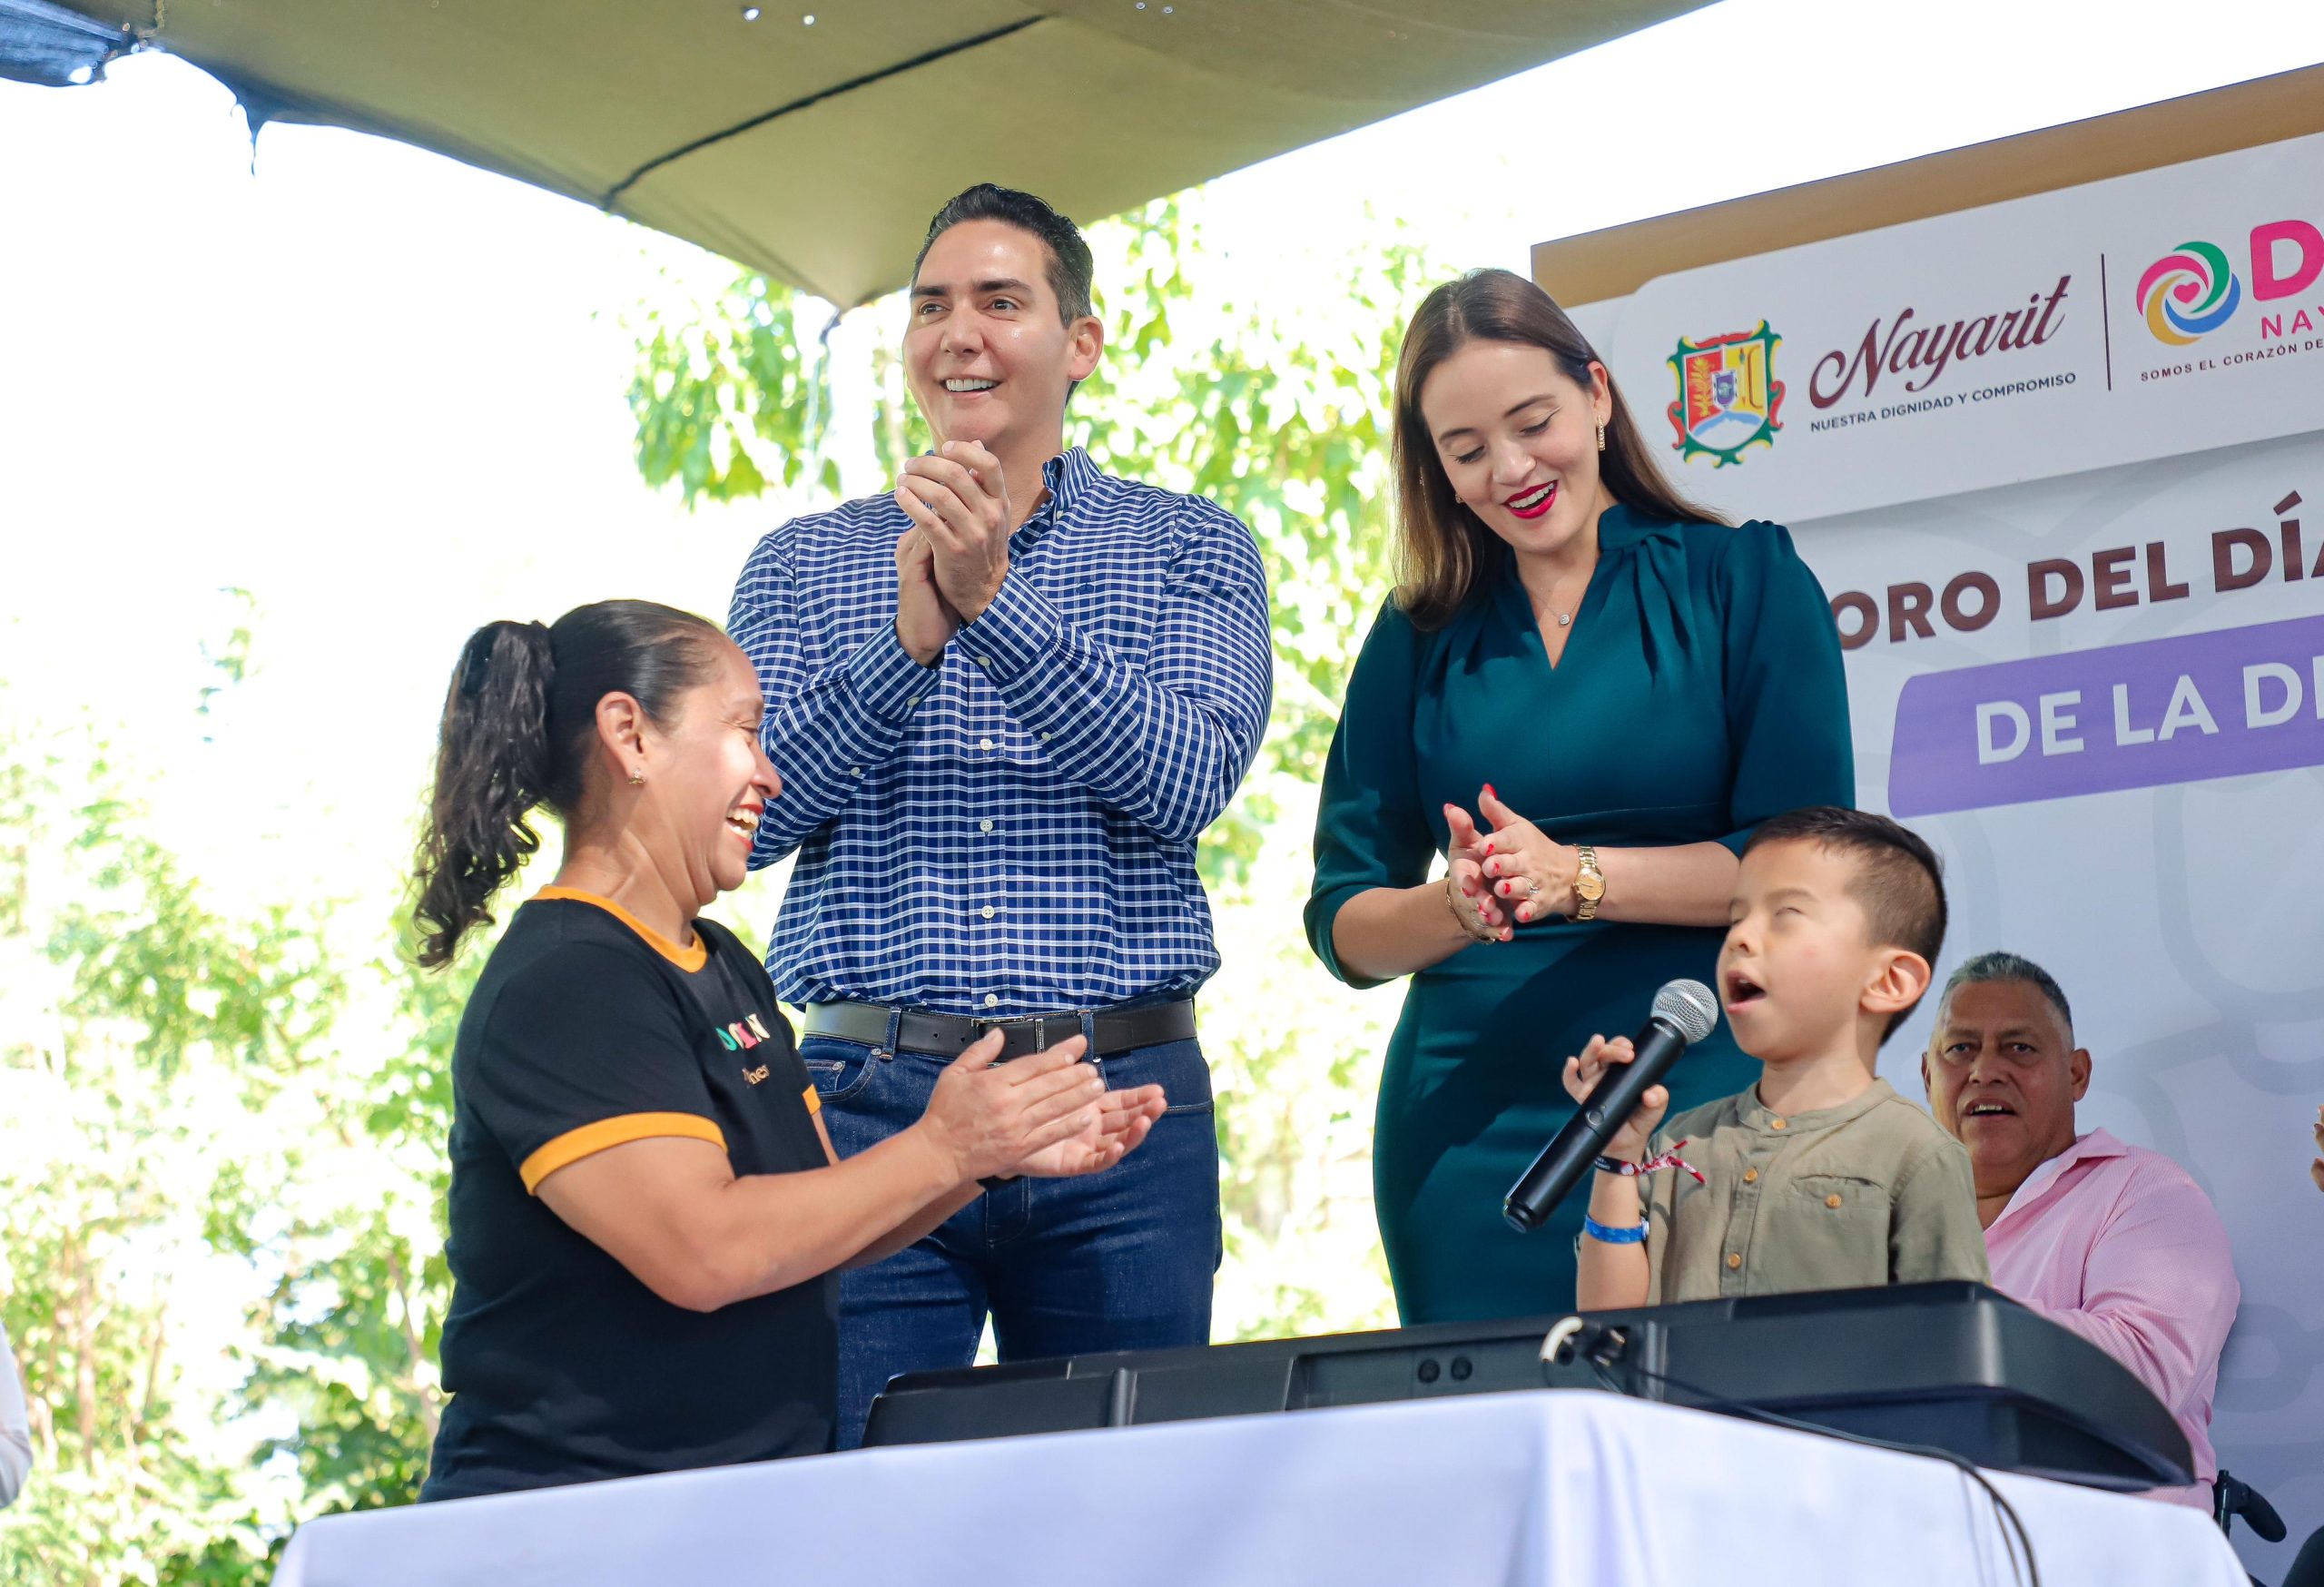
[422,889,835,1502]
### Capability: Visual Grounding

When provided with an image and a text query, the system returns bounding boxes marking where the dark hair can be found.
[914,182,1095,325]
[1392,268,1727,631]
[1744,806,1947,1043]
[1938,951,2076,1044]
[411,599,726,969]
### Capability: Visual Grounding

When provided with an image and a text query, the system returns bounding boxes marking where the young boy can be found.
[1570,806,1988,1308]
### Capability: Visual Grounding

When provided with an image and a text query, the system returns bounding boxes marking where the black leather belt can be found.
[802,998,1196,1060]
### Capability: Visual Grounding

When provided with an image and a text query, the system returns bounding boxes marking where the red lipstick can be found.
[1504,481,1558,520]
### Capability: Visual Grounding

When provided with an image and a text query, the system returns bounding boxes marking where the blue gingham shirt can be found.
[728,448,1272,1016]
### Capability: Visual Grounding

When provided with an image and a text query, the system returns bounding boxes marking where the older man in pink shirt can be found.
[1922,951,2238,1513]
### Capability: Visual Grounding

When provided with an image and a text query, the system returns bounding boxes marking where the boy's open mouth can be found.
[1723,970,1766,1008]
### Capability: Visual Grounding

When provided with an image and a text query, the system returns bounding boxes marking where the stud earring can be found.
[628,772,645,787]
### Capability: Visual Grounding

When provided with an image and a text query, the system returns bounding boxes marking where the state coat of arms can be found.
[1666,322,1784,468]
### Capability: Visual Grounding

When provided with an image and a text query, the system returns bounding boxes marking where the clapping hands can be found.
[898,440,1011,594]
[1441,803,1508,943]
[920,1030,1165,1186]
[1444,784,1579,939]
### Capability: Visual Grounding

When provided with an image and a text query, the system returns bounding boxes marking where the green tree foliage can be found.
[2,715,300,1582]
[626,270,840,504]
[0,697,465,1582]
[227,942,471,1523]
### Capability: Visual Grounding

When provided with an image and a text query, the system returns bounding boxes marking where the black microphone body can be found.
[1503,987,1710,1234]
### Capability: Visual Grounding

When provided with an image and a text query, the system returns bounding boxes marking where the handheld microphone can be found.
[1503,979,1719,1234]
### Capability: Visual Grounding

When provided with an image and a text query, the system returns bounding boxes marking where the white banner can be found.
[1581,131,2324,527]
[1571,130,2324,1572]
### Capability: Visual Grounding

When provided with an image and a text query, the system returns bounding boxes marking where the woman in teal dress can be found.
[1306,270,1853,1323]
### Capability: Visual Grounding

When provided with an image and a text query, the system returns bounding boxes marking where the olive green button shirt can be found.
[1641,1079,1990,1304]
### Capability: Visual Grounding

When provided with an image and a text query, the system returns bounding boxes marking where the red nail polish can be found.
[1484,784,1498,800]
[1482,842,1495,856]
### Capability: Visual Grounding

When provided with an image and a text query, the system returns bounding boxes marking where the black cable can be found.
[1635,1362,2038,1587]
[1573,1349,2043,1587]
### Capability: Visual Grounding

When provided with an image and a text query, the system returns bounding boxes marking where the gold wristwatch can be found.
[1573,844,1606,922]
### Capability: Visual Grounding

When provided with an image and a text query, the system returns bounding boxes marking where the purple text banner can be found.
[1889,612,2324,815]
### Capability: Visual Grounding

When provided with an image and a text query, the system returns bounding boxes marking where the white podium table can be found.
[273,1389,2244,1587]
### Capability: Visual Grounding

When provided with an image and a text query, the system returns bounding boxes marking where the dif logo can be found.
[2135,220,2324,346]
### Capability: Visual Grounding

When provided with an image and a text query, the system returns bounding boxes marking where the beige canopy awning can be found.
[52,0,1707,305]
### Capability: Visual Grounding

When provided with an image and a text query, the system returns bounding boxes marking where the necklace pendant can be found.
[1556,612,1572,627]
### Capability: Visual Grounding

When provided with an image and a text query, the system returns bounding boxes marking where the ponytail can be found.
[414,620,556,968]
[412,600,724,969]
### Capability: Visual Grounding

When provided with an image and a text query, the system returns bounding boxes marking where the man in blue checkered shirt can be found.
[728,183,1272,1449]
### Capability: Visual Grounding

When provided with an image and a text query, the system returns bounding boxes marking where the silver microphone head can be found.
[1652,980,1719,1045]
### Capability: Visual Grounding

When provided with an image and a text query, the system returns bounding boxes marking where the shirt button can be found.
[982,993,1000,1010]
[980,905,996,920]
[1769,1118,1787,1130]
[979,737,994,751]
[1039,731,1052,743]
[848,766,862,776]
[1827,1193,1844,1208]
[980,819,994,833]
[977,654,992,666]
[1727,1253,1743,1271]
[1741,1168,1758,1184]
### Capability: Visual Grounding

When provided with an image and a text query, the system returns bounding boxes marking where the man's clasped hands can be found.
[891,440,1018,665]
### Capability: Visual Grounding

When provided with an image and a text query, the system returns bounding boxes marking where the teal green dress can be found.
[1305,506,1854,1325]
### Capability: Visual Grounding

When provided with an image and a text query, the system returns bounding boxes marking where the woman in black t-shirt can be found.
[411,600,1166,1501]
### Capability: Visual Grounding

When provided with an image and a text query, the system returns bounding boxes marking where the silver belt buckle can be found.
[969,1015,1034,1057]
[970,1013,1069,1058]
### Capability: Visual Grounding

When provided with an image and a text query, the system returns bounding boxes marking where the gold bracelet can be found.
[1443,874,1478,940]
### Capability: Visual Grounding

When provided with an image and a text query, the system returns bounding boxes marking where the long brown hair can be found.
[410,599,725,968]
[1391,268,1726,630]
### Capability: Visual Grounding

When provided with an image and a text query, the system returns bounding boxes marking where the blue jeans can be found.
[803,1027,1222,1450]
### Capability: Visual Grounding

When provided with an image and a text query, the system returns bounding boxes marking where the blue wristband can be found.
[1582,1214,1648,1245]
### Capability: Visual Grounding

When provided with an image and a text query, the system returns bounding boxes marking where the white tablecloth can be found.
[272,1390,2244,1587]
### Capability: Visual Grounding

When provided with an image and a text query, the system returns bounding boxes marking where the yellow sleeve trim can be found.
[520,1112,727,1194]
[803,1085,822,1116]
[533,886,709,972]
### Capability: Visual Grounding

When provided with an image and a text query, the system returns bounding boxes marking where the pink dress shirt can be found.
[1984,1129,2239,1510]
